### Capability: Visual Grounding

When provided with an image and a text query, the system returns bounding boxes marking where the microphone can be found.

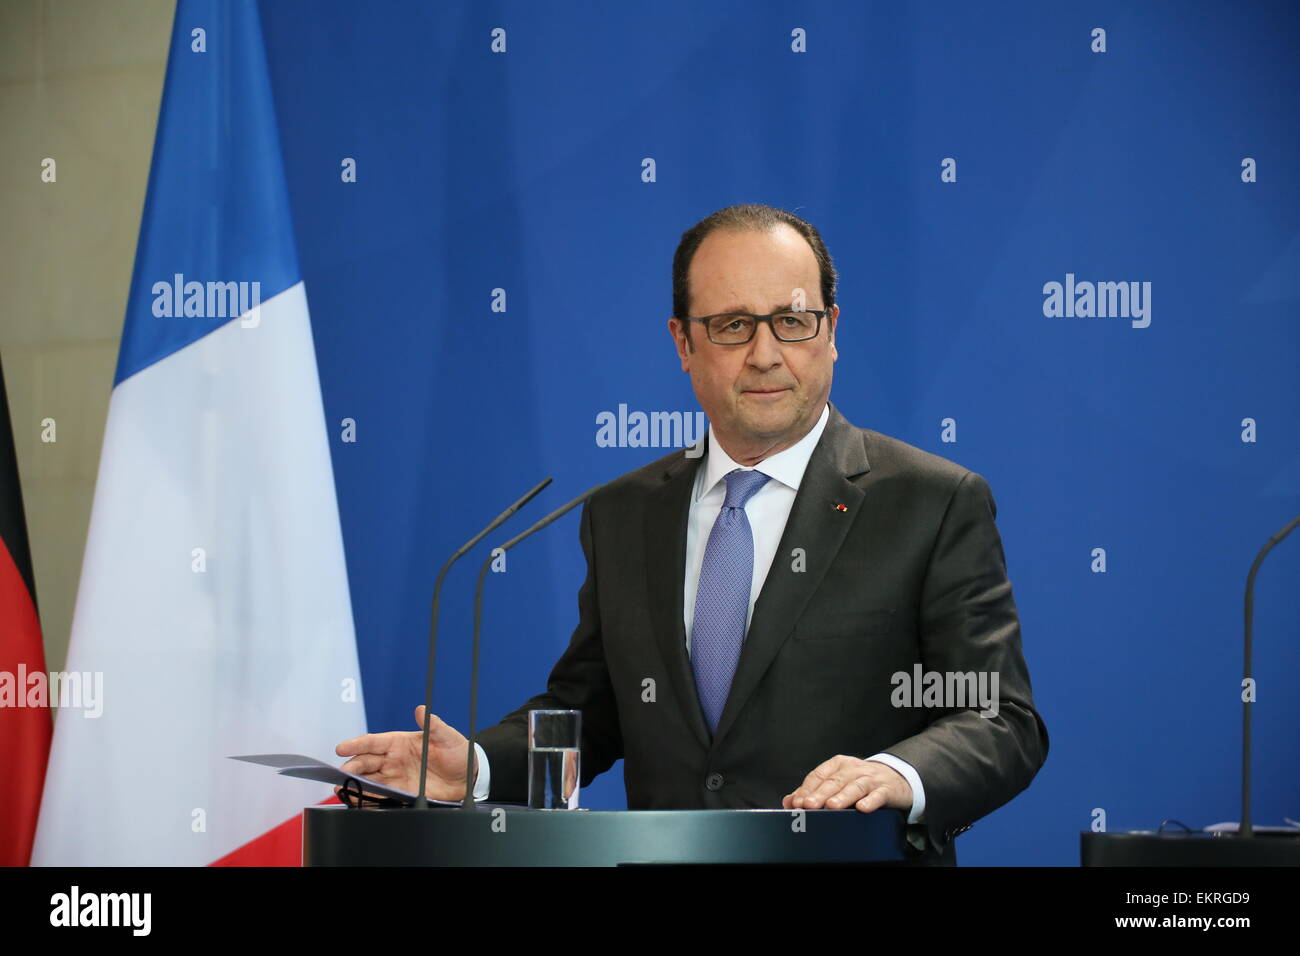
[461,485,602,809]
[1240,512,1299,837]
[413,478,552,809]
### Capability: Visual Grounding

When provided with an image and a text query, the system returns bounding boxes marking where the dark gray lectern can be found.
[304,805,923,866]
[1081,830,1300,866]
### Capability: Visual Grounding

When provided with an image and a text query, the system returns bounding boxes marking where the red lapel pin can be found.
[835,503,848,512]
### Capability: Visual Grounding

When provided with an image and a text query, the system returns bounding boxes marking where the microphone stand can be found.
[461,486,600,809]
[1239,512,1299,837]
[412,478,552,809]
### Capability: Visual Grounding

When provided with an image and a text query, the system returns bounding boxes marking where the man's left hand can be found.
[781,755,913,813]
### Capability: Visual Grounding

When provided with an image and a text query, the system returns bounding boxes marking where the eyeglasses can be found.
[682,309,830,345]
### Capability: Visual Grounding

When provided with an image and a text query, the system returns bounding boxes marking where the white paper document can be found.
[230,753,461,806]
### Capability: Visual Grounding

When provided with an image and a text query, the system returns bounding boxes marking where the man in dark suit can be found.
[337,204,1047,862]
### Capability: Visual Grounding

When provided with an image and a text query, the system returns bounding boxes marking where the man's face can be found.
[668,224,838,464]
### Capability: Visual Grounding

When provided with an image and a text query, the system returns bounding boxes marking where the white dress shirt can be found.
[475,403,926,829]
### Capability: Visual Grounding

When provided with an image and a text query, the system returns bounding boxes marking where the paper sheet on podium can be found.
[230,753,460,806]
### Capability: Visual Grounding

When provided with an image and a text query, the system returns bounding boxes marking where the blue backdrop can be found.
[252,0,1300,865]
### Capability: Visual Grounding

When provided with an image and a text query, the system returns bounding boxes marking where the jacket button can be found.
[705,772,724,791]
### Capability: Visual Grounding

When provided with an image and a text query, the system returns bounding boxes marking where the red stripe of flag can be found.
[0,533,49,866]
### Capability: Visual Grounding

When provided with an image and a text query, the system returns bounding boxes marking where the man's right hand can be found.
[335,705,477,802]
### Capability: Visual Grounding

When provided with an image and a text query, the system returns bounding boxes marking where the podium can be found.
[1082,831,1300,866]
[304,805,923,866]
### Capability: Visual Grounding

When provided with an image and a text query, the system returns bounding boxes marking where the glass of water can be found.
[528,709,581,809]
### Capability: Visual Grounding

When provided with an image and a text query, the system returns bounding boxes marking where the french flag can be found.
[32,0,365,866]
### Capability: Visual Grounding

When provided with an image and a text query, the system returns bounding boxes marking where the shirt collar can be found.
[695,403,831,501]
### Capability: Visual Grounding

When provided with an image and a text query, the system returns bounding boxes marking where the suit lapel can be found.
[643,446,712,750]
[712,403,872,747]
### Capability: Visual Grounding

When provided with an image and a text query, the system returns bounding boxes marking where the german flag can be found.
[0,356,48,866]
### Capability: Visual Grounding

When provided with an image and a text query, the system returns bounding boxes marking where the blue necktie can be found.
[690,468,772,735]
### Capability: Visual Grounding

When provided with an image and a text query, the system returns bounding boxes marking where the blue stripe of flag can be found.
[115,0,301,386]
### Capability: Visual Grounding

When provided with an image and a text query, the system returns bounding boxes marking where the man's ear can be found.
[828,304,839,362]
[668,316,693,370]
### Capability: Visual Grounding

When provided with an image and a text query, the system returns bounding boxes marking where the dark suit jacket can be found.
[476,402,1048,861]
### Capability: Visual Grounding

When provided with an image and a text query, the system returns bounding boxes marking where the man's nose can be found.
[746,320,783,368]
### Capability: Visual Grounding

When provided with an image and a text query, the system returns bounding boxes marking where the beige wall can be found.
[0,0,174,672]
